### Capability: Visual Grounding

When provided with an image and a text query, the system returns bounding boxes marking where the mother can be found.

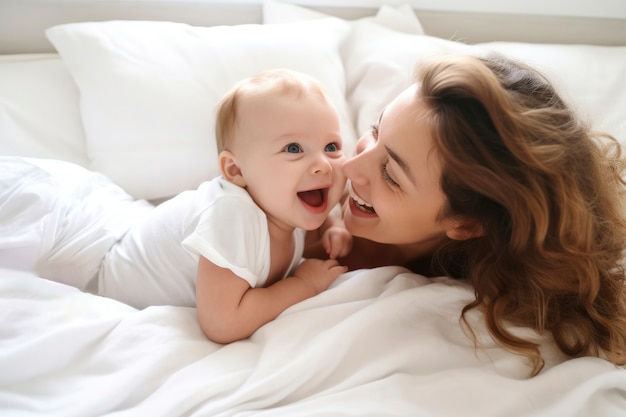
[336,54,626,375]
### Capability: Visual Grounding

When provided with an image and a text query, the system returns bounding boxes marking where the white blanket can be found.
[1,157,625,415]
[1,267,625,416]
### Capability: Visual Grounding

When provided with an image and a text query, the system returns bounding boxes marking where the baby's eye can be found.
[325,142,340,153]
[284,143,302,153]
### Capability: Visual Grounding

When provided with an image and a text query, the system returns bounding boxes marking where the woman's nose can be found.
[342,149,369,185]
[355,134,369,155]
[343,134,373,183]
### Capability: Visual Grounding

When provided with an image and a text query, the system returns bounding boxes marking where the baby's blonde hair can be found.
[215,69,331,153]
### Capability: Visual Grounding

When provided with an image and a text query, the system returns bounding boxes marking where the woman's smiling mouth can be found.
[349,186,376,215]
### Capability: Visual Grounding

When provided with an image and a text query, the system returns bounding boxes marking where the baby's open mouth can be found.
[298,188,328,208]
[349,187,376,214]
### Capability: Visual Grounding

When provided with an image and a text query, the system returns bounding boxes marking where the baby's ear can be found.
[219,150,246,187]
[445,219,484,241]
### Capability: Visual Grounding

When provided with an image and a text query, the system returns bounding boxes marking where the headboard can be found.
[1,0,625,54]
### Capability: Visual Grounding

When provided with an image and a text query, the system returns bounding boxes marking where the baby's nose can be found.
[311,154,332,174]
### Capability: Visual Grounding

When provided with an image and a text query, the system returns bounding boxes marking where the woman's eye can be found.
[370,124,379,140]
[381,163,399,187]
[325,142,340,152]
[285,143,302,153]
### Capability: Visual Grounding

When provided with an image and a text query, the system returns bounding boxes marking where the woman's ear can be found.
[219,150,246,187]
[445,219,484,241]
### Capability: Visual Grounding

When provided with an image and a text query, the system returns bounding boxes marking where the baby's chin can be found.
[298,217,328,231]
[293,208,332,231]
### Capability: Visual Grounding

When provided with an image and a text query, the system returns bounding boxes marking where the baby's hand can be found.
[322,225,353,259]
[294,258,347,294]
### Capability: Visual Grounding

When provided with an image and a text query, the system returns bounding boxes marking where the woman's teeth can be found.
[349,187,375,213]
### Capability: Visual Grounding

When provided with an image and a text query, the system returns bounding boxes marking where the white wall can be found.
[303,0,626,19]
[2,0,625,53]
[160,0,626,19]
[19,0,626,19]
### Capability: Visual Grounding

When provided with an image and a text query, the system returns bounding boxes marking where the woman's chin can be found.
[344,211,379,239]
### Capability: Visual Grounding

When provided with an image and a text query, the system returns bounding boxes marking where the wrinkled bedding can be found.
[2,266,625,416]
[1,157,625,415]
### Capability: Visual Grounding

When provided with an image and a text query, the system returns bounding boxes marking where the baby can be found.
[97,69,351,343]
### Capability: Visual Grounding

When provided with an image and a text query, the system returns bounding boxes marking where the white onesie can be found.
[98,177,305,309]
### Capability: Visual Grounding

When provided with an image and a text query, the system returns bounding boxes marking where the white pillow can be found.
[46,18,354,200]
[263,0,332,22]
[263,0,425,35]
[477,41,626,143]
[343,23,473,137]
[343,19,626,143]
[0,54,88,166]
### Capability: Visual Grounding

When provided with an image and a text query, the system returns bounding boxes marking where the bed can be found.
[1,1,626,415]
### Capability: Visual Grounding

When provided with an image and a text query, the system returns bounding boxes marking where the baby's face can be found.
[229,91,346,231]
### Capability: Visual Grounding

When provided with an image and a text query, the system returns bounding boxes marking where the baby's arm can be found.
[195,256,346,344]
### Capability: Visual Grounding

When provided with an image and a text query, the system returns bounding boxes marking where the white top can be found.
[98,177,305,309]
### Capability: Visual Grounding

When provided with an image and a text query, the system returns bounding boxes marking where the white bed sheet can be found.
[1,266,625,416]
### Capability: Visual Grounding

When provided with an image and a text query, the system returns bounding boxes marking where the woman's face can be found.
[342,84,451,247]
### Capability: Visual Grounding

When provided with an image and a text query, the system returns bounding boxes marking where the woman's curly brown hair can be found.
[418,54,626,376]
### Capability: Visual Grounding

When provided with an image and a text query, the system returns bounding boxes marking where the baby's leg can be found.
[0,157,153,292]
[0,157,64,273]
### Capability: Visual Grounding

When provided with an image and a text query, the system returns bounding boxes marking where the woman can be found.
[339,54,626,375]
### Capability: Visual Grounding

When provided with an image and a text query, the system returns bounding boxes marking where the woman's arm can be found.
[195,255,346,344]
